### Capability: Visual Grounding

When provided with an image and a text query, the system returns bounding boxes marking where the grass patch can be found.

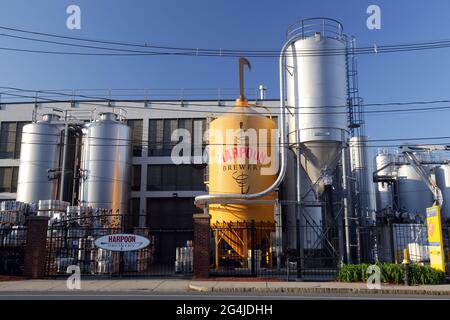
[337,263,446,285]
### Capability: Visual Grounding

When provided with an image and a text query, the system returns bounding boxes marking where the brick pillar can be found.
[23,216,50,279]
[193,213,211,279]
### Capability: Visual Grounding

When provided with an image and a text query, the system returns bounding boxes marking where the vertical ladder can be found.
[346,36,364,137]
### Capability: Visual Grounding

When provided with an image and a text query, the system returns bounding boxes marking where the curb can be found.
[188,283,450,296]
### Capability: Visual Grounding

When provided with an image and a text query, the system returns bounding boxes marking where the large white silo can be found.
[16,114,63,204]
[281,18,352,263]
[397,163,433,219]
[434,164,450,219]
[286,18,348,192]
[79,112,132,216]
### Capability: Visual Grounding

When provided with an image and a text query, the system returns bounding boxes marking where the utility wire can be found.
[3,130,450,148]
[3,25,450,57]
[3,42,450,57]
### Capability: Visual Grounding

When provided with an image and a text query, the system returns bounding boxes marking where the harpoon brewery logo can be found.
[220,146,268,171]
[170,127,278,175]
[94,234,150,251]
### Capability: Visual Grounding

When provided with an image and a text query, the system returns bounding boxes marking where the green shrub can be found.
[337,263,446,285]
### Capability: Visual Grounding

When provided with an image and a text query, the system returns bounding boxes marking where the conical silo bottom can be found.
[299,141,343,195]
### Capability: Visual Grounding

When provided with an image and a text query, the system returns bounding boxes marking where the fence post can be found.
[251,220,256,277]
[23,215,50,279]
[192,213,211,279]
[387,218,395,263]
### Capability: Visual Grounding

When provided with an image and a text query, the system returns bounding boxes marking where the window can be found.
[131,165,141,191]
[163,119,178,156]
[0,122,29,159]
[148,119,164,156]
[0,167,19,193]
[147,164,205,191]
[127,197,141,228]
[146,197,200,228]
[148,118,206,157]
[127,119,143,157]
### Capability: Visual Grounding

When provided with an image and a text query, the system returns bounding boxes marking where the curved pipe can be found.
[194,38,299,207]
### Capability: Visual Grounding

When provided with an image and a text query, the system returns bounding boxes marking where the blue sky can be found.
[1,0,450,150]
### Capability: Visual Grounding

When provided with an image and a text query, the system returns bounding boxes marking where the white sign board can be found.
[94,234,150,252]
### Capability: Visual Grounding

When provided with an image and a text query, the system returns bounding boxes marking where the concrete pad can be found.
[213,281,268,289]
[152,280,191,291]
[99,280,164,291]
[67,280,117,291]
[266,281,321,288]
[188,281,218,292]
[0,279,194,292]
[0,280,60,291]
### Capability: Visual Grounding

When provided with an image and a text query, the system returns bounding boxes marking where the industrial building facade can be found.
[0,18,448,279]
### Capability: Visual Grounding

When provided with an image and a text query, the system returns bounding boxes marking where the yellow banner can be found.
[426,206,445,272]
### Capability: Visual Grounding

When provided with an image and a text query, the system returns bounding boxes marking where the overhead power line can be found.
[2,25,450,57]
[3,127,450,147]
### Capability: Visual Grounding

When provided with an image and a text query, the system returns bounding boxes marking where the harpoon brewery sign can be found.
[94,234,150,252]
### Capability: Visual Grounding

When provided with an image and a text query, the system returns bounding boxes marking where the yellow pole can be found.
[402,247,409,265]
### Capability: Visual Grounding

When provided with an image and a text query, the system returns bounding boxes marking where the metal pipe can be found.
[295,147,304,278]
[59,113,69,201]
[274,199,282,271]
[195,37,297,207]
[258,85,267,101]
[342,144,352,263]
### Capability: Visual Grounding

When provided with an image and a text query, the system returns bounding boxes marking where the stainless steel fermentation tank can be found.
[79,112,132,216]
[16,113,85,207]
[286,19,348,191]
[349,136,374,221]
[435,164,450,219]
[374,151,397,212]
[374,150,435,219]
[282,18,351,257]
[397,156,434,219]
[16,114,63,204]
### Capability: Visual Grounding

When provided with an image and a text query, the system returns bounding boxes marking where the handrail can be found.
[286,18,344,41]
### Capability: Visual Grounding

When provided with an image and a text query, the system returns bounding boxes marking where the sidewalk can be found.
[0,279,191,292]
[0,279,449,295]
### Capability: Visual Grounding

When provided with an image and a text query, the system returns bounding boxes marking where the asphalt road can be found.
[0,291,449,300]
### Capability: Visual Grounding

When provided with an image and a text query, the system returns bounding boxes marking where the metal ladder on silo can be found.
[346,36,364,138]
[346,36,366,263]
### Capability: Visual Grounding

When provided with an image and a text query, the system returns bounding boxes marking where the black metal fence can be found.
[209,222,340,280]
[2,210,449,279]
[45,213,193,278]
[358,223,450,270]
[0,224,27,276]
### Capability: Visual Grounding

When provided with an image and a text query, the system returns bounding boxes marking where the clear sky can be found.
[1,0,450,151]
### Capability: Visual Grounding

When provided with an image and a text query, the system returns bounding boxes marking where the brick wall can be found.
[23,216,49,279]
[192,213,211,279]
